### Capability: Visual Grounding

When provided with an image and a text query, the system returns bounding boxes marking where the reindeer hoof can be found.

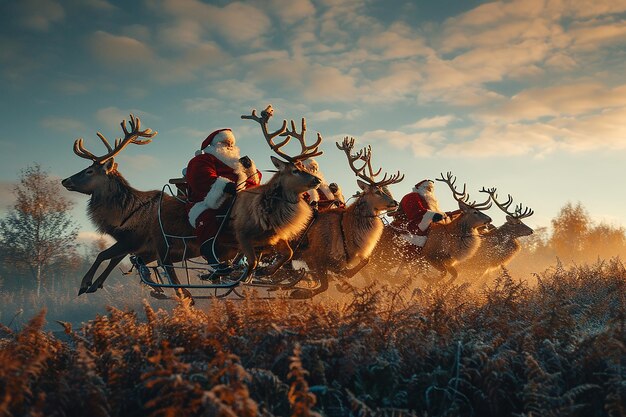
[254,266,270,277]
[290,289,314,299]
[78,285,91,296]
[85,283,99,293]
[149,290,169,300]
[335,283,352,293]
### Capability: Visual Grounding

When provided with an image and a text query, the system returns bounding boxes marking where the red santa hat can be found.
[413,179,433,193]
[196,129,236,156]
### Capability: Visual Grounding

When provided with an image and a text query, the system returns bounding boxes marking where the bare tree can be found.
[0,164,79,296]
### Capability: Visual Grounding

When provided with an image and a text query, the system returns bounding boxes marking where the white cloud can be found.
[89,31,229,83]
[116,154,160,172]
[14,0,65,31]
[310,109,362,122]
[183,97,221,113]
[360,129,442,158]
[41,117,86,133]
[303,64,360,102]
[152,0,271,46]
[89,31,156,69]
[439,123,561,158]
[311,110,343,121]
[406,115,457,130]
[212,79,263,101]
[569,21,626,50]
[477,82,626,122]
[358,22,431,60]
[439,105,626,158]
[269,0,316,25]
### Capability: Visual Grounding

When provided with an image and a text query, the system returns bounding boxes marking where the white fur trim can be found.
[188,177,232,226]
[400,233,428,247]
[418,210,438,232]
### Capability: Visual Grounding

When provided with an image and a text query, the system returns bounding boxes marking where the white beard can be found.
[204,143,241,169]
[419,189,441,212]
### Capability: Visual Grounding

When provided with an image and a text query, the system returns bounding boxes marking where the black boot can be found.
[200,239,233,279]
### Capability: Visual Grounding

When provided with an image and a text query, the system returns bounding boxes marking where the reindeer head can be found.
[242,105,323,196]
[437,172,492,228]
[480,187,534,237]
[337,137,403,213]
[62,115,156,195]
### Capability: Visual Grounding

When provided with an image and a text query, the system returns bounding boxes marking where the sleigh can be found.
[127,179,330,300]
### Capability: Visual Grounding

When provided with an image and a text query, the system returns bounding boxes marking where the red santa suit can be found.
[185,129,261,244]
[392,179,447,247]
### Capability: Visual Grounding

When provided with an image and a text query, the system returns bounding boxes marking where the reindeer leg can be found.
[446,264,459,282]
[342,258,370,279]
[423,260,447,284]
[85,254,126,293]
[260,239,293,277]
[79,242,129,295]
[238,237,258,278]
[292,268,328,299]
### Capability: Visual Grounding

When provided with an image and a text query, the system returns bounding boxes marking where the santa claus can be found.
[301,158,345,210]
[392,179,453,247]
[185,128,261,265]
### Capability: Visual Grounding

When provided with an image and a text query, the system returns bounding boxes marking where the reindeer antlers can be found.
[437,172,491,209]
[480,187,534,219]
[336,137,404,187]
[73,114,156,164]
[241,104,323,162]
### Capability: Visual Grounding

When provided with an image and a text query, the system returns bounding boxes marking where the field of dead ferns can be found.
[1,260,625,417]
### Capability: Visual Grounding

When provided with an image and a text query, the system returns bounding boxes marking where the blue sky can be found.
[2,0,626,245]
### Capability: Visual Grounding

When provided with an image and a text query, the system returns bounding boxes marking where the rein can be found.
[339,211,351,263]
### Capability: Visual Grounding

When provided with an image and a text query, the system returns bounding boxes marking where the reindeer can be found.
[367,172,492,283]
[295,137,403,297]
[457,187,534,282]
[418,172,493,281]
[230,106,322,278]
[61,115,198,298]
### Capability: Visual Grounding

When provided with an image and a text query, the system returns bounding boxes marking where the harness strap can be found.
[339,211,351,263]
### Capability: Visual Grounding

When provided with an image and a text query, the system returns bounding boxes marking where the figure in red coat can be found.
[185,128,261,269]
[301,158,345,210]
[392,179,457,248]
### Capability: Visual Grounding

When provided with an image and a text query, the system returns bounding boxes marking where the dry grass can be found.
[1,259,625,417]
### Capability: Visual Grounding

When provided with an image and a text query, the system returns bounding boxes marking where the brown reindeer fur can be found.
[457,217,533,281]
[230,156,319,276]
[298,181,397,296]
[367,201,491,283]
[419,201,492,280]
[63,162,199,297]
